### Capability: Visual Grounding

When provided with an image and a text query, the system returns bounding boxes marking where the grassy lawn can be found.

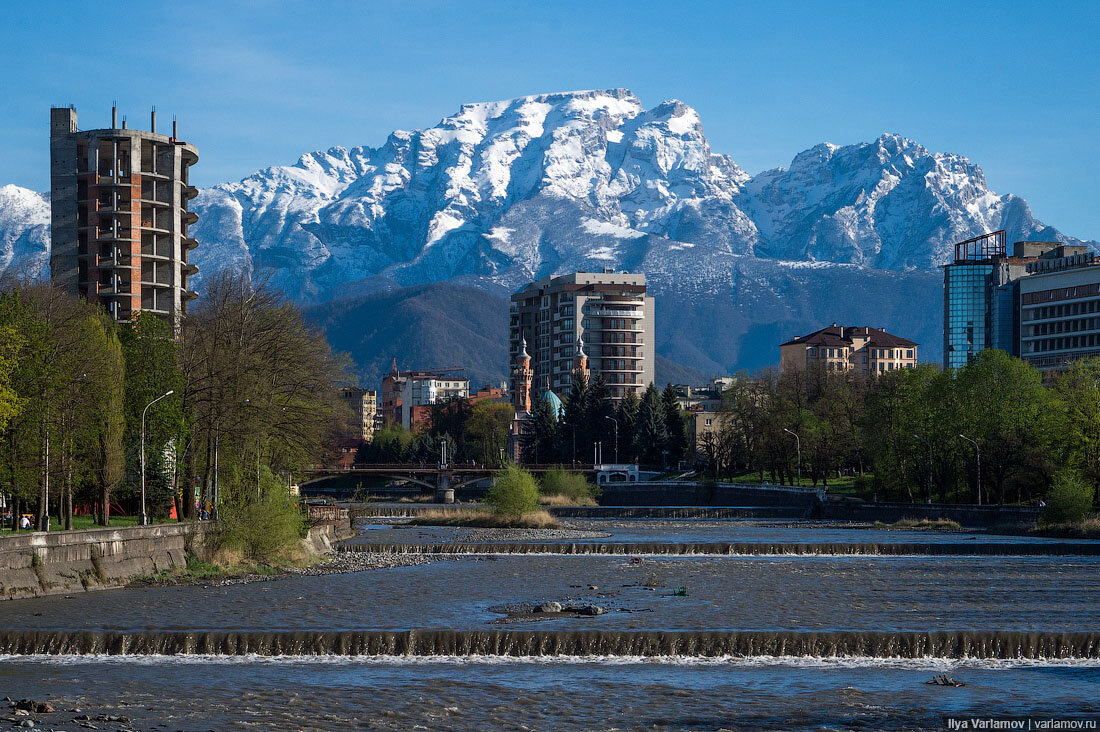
[721,471,871,496]
[3,514,168,533]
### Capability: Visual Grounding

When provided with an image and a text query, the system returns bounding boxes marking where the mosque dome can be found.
[541,388,564,420]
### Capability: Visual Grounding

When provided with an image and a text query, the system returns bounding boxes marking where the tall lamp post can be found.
[958,433,981,506]
[913,434,933,503]
[141,390,174,526]
[783,428,801,486]
[605,415,619,464]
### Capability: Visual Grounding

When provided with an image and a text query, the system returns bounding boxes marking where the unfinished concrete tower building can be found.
[50,105,199,330]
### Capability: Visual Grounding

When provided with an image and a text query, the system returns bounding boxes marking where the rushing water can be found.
[1,655,1098,731]
[4,556,1099,633]
[347,519,1087,546]
[2,520,1098,729]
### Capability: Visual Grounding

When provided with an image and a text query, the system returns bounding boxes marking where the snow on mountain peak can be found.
[0,90,1093,310]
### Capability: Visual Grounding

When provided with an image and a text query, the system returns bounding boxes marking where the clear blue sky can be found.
[2,0,1097,239]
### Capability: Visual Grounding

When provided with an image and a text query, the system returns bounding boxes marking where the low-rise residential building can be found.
[780,324,918,375]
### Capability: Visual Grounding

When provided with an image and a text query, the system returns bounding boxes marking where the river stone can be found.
[537,602,563,613]
[19,720,34,728]
[578,605,607,616]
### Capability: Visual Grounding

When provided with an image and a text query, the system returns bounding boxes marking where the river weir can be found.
[1,629,1099,659]
[2,517,1098,729]
[339,540,1100,556]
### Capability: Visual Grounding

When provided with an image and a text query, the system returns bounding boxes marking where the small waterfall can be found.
[0,630,1096,659]
[338,542,1100,557]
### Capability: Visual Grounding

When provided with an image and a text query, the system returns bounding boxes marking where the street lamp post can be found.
[913,434,933,503]
[605,415,619,464]
[958,433,981,506]
[141,390,174,526]
[783,428,801,486]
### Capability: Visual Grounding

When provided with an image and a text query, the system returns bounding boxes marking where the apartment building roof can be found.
[781,324,918,349]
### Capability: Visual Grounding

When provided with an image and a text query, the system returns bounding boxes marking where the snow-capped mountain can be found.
[0,185,49,279]
[1,88,1094,373]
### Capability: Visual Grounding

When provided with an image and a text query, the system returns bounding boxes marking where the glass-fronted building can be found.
[943,262,995,370]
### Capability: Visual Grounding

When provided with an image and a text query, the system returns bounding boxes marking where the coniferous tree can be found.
[563,370,589,461]
[635,383,668,467]
[586,372,616,462]
[661,383,688,468]
[616,390,640,463]
[523,393,559,464]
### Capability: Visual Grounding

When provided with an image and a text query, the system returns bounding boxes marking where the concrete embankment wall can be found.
[598,481,822,508]
[0,519,354,601]
[819,501,1042,527]
[0,523,212,601]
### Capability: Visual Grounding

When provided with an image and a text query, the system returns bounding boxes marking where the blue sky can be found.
[2,0,1097,238]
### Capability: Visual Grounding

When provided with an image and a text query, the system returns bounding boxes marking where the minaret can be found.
[512,337,533,413]
[573,336,589,379]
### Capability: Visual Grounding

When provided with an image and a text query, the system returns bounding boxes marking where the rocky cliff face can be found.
[2,89,1093,374]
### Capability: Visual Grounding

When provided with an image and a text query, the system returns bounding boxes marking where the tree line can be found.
[704,349,1100,507]
[524,372,688,468]
[0,272,348,529]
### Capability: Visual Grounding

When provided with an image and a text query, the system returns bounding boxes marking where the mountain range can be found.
[2,89,1095,386]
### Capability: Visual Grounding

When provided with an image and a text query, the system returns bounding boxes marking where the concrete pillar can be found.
[434,471,455,504]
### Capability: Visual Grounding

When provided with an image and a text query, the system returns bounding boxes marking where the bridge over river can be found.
[302,463,598,502]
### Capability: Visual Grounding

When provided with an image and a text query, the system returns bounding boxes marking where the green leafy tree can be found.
[464,400,514,464]
[1052,357,1100,507]
[539,466,599,501]
[1042,469,1094,525]
[483,464,539,516]
[0,324,23,432]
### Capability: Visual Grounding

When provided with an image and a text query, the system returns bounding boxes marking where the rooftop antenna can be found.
[121,115,127,130]
[172,115,178,141]
[150,106,156,134]
[111,101,117,129]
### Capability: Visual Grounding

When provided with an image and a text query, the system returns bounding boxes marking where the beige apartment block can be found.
[50,106,199,331]
[510,270,655,399]
[780,324,918,375]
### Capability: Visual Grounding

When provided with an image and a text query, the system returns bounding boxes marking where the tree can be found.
[635,384,668,467]
[661,384,688,468]
[82,316,126,526]
[483,464,539,516]
[954,349,1060,505]
[1053,357,1100,507]
[615,390,640,463]
[585,372,615,462]
[1042,469,1094,525]
[0,324,23,433]
[120,313,186,522]
[179,271,349,514]
[464,400,514,464]
[523,393,558,464]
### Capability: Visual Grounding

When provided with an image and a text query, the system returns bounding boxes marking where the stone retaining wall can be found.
[0,523,213,601]
[819,501,1042,527]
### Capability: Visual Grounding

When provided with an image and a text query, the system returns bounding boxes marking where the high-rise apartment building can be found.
[50,106,199,331]
[509,271,655,401]
[942,231,1061,370]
